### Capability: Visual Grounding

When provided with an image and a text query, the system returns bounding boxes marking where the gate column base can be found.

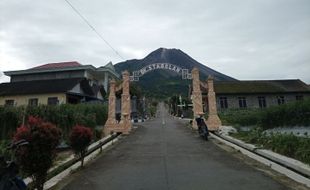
[104,121,132,136]
[206,114,221,131]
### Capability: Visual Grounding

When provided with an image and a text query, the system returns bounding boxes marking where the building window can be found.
[238,97,247,108]
[5,99,14,106]
[258,96,266,108]
[296,95,303,101]
[219,97,228,109]
[277,96,285,105]
[48,97,59,105]
[28,98,38,106]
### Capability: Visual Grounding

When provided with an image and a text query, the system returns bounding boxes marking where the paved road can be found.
[61,103,290,190]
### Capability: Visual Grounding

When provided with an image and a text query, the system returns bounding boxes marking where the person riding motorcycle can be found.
[195,115,209,141]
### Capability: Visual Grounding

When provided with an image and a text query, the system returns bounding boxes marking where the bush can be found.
[69,125,93,167]
[94,127,103,141]
[219,108,262,127]
[260,99,310,129]
[0,106,22,140]
[13,116,61,190]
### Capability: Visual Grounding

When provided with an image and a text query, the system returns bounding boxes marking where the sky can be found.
[0,0,309,83]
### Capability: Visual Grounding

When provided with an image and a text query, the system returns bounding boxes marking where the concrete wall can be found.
[216,93,310,111]
[0,93,67,106]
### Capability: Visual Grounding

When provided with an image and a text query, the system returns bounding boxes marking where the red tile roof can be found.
[30,61,82,70]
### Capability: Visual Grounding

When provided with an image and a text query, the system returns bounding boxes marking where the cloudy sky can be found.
[0,0,309,83]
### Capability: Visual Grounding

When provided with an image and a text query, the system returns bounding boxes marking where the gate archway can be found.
[103,66,221,135]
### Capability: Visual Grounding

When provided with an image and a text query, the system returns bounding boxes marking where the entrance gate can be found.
[103,66,221,135]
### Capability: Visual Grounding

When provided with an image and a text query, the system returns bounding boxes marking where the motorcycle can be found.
[196,117,209,141]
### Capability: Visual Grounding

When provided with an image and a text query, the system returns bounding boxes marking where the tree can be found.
[69,125,93,167]
[14,116,61,190]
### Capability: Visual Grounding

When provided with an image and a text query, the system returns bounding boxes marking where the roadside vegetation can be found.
[1,113,100,189]
[219,98,310,129]
[0,104,108,140]
[0,89,156,188]
[232,128,310,165]
[13,116,62,190]
[220,99,310,165]
[69,125,93,167]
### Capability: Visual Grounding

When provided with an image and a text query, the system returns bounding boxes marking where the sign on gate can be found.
[129,63,192,81]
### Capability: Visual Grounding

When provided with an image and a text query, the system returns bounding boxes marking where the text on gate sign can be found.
[135,63,182,77]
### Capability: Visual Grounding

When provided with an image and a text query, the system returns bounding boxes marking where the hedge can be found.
[219,98,310,129]
[0,104,108,140]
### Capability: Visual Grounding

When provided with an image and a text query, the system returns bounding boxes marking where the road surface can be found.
[60,103,292,190]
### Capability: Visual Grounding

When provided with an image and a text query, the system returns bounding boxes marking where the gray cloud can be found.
[0,0,309,83]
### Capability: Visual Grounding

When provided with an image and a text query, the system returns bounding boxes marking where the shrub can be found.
[0,106,21,140]
[219,108,262,127]
[94,127,103,141]
[13,116,61,190]
[260,99,310,129]
[69,125,93,167]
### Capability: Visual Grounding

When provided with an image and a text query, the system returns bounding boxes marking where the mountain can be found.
[114,48,237,98]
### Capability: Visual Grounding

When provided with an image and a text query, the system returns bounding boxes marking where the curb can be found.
[219,134,257,151]
[218,134,310,178]
[256,149,310,178]
[43,136,119,189]
[210,133,310,187]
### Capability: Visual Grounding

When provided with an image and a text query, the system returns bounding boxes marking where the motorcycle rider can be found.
[195,114,209,141]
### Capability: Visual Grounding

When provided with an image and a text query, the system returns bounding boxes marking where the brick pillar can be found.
[191,67,203,129]
[120,70,132,134]
[104,79,116,135]
[206,76,221,131]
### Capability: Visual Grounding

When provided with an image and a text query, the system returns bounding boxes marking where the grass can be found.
[231,128,310,165]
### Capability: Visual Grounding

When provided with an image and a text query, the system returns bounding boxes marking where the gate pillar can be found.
[191,67,203,129]
[206,76,221,131]
[104,79,117,135]
[120,70,132,134]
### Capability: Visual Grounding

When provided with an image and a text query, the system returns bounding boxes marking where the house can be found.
[200,79,310,111]
[0,61,120,106]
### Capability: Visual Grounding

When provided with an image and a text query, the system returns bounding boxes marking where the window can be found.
[48,97,59,105]
[238,97,247,108]
[5,99,14,106]
[28,98,38,106]
[277,96,285,105]
[296,95,303,101]
[219,97,228,109]
[258,96,266,108]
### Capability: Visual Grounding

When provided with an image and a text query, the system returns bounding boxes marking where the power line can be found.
[64,0,125,60]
